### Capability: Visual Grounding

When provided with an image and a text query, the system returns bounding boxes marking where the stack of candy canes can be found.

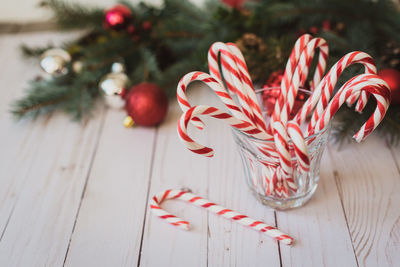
[149,34,391,246]
[176,34,391,197]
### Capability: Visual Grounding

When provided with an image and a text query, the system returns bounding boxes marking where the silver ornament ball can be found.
[40,48,71,75]
[99,72,128,109]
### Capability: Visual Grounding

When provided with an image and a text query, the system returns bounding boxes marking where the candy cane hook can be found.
[150,189,294,245]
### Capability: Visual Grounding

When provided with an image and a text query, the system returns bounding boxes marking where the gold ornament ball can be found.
[123,115,135,128]
[40,48,71,75]
[99,72,128,109]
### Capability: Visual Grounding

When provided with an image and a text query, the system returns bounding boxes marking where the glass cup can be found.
[232,87,330,210]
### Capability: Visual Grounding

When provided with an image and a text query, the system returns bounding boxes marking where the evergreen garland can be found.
[11,0,400,143]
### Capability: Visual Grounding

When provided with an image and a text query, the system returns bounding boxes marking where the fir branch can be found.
[11,78,72,118]
[20,44,54,58]
[40,0,104,30]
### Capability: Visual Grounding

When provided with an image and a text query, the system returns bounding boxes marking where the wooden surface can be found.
[0,32,399,267]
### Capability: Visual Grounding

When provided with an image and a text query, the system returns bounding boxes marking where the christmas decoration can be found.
[380,42,400,69]
[124,83,168,126]
[378,69,400,105]
[11,0,400,140]
[99,62,129,109]
[104,4,132,30]
[263,70,284,88]
[39,48,71,75]
[177,39,390,202]
[123,115,135,128]
[150,189,294,245]
[235,33,269,82]
[261,87,280,116]
[221,0,247,9]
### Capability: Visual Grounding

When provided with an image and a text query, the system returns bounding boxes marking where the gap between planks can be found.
[62,107,107,267]
[136,127,159,267]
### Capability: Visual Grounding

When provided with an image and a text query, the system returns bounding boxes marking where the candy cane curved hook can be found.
[150,189,294,245]
[311,74,391,141]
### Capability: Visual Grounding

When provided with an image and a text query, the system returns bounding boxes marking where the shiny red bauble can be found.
[378,68,400,105]
[104,4,132,30]
[263,70,284,88]
[221,0,246,9]
[125,83,168,126]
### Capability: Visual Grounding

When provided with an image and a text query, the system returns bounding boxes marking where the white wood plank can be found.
[140,86,280,266]
[0,32,68,234]
[64,108,156,267]
[0,111,104,266]
[388,145,400,267]
[329,137,400,267]
[139,88,210,267]
[206,107,280,266]
[278,150,358,267]
[0,32,104,266]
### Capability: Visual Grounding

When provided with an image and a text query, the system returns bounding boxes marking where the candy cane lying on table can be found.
[150,189,294,245]
[311,74,391,141]
[178,105,272,157]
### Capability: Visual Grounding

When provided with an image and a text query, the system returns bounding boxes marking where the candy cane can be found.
[150,189,294,245]
[267,38,327,192]
[287,121,310,172]
[272,121,297,193]
[178,105,271,157]
[271,34,313,125]
[312,74,390,141]
[293,51,376,128]
[226,43,268,131]
[279,37,329,123]
[208,42,257,124]
[208,42,268,131]
[177,71,253,129]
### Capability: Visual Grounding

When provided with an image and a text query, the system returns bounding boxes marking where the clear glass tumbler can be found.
[232,87,330,210]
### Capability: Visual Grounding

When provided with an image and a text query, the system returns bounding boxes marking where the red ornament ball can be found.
[125,83,168,126]
[263,70,284,88]
[261,88,280,117]
[309,26,319,34]
[221,0,246,9]
[142,21,152,31]
[104,4,132,30]
[378,68,400,105]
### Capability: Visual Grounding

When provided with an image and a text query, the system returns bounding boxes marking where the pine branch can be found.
[11,78,72,118]
[40,0,104,30]
[20,44,54,58]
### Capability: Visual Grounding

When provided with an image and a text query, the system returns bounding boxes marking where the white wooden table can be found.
[1,32,400,267]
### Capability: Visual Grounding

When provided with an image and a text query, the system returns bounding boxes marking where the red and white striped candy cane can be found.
[311,74,390,141]
[208,42,267,131]
[271,34,312,125]
[208,42,256,123]
[293,51,376,128]
[269,38,327,186]
[278,37,329,124]
[272,121,292,177]
[226,42,268,131]
[177,71,253,130]
[271,121,298,193]
[287,121,310,172]
[150,189,294,245]
[306,52,376,132]
[178,105,271,157]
